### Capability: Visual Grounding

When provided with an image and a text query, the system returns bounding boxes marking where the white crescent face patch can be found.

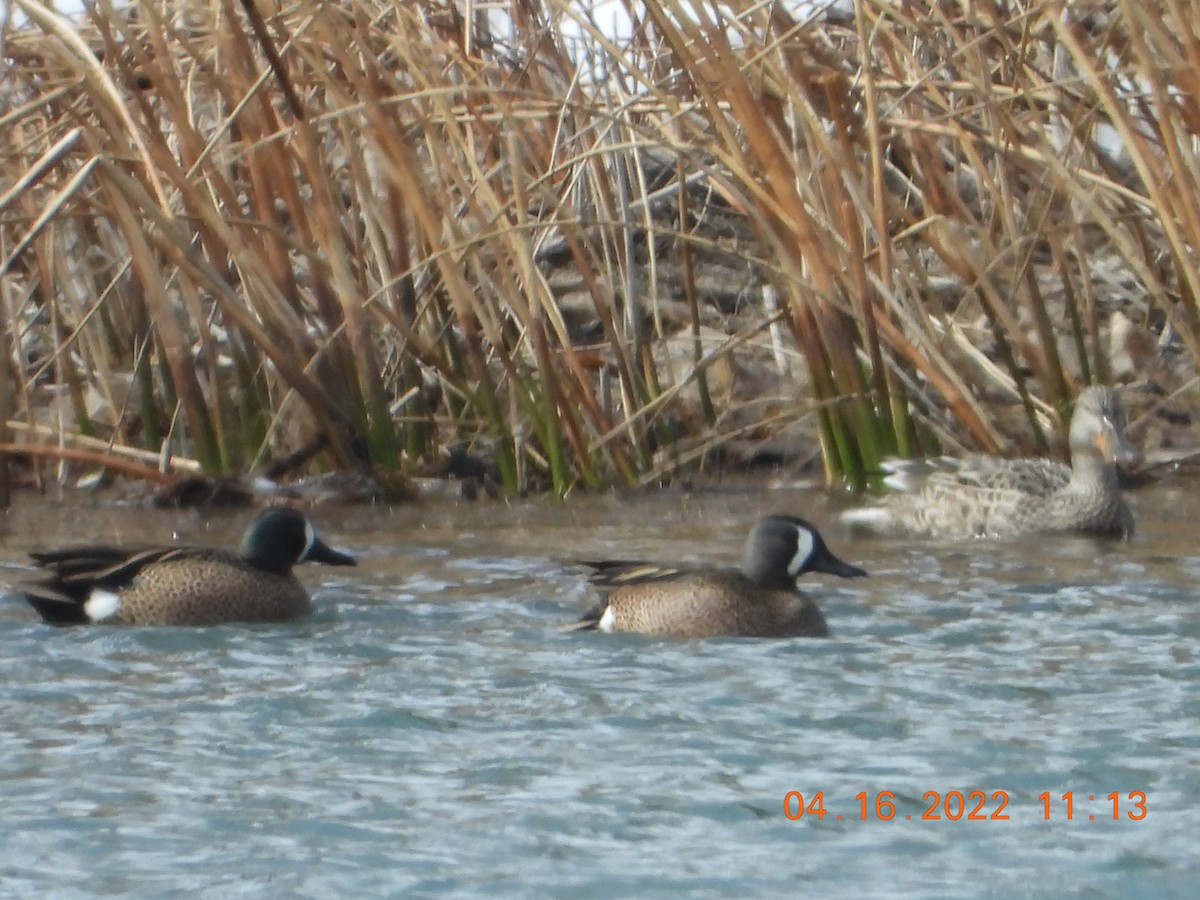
[300,519,317,561]
[786,525,816,577]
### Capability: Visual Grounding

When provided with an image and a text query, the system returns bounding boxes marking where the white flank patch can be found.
[84,590,122,623]
[787,525,816,576]
[882,471,915,492]
[840,507,890,527]
[251,476,283,495]
[597,605,617,633]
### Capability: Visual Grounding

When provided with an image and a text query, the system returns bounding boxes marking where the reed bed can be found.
[1,0,1197,499]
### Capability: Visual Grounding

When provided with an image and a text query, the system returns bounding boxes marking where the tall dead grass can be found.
[1,1,1197,498]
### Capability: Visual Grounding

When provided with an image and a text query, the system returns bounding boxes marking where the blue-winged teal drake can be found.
[567,515,867,639]
[842,386,1139,540]
[16,507,356,626]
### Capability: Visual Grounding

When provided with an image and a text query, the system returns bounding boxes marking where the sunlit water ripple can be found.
[0,485,1197,897]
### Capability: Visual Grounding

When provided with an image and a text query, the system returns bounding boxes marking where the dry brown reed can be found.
[1,1,1197,499]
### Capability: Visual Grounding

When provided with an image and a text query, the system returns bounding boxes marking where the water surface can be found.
[0,484,1196,897]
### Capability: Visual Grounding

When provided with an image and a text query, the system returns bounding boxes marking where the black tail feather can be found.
[19,589,90,626]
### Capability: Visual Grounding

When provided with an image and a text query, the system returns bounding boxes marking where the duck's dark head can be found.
[742,515,867,588]
[240,507,357,573]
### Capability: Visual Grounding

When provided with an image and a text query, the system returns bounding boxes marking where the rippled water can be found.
[0,483,1197,897]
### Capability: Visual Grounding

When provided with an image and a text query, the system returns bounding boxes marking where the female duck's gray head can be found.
[1069,386,1140,466]
[239,507,357,574]
[742,515,867,589]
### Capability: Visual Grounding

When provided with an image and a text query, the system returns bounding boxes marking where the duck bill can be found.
[1097,426,1141,467]
[815,549,867,579]
[305,539,357,567]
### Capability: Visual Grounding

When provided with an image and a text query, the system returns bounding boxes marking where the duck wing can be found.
[578,559,699,590]
[883,455,1071,496]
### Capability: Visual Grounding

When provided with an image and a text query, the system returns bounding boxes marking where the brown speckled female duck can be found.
[567,515,867,639]
[16,507,356,626]
[842,386,1139,539]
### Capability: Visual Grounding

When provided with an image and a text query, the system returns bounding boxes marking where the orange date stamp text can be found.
[783,790,1148,822]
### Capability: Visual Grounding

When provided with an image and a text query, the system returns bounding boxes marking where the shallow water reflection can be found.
[0,483,1197,896]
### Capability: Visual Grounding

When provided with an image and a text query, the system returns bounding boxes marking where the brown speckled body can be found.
[600,571,829,639]
[104,549,313,626]
[844,386,1138,540]
[876,452,1133,538]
